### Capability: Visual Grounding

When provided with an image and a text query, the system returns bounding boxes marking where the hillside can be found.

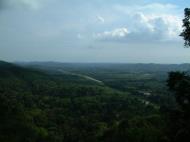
[0,61,169,142]
[17,62,178,105]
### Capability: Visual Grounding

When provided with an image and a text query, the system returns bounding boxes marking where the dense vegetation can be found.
[163,8,190,141]
[0,61,180,142]
[167,71,190,142]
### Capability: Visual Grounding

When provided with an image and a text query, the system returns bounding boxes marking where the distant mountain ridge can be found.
[16,61,190,73]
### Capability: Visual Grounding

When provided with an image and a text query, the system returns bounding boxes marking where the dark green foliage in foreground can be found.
[167,71,190,142]
[0,95,48,142]
[0,61,170,142]
[180,8,190,47]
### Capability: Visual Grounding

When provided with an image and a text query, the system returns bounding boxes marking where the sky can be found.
[0,0,190,63]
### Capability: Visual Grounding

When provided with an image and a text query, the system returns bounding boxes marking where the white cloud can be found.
[131,13,182,41]
[132,13,155,33]
[94,3,182,43]
[94,28,129,40]
[96,15,105,23]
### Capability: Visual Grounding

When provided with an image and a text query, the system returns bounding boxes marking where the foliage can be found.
[0,61,169,142]
[180,8,190,47]
[167,71,190,142]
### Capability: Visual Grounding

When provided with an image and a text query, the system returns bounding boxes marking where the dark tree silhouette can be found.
[180,8,190,47]
[166,8,190,142]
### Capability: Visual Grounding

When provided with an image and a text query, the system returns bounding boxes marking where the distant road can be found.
[58,69,103,84]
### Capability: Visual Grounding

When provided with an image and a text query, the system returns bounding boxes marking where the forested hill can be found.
[0,61,47,79]
[0,60,27,76]
[0,61,169,142]
[0,61,105,95]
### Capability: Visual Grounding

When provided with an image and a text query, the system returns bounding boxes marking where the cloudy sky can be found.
[0,0,190,63]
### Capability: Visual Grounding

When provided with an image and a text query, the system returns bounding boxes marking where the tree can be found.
[180,8,190,47]
[167,72,190,110]
[166,8,190,141]
[167,72,190,142]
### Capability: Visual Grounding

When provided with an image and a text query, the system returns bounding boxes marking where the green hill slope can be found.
[0,61,167,142]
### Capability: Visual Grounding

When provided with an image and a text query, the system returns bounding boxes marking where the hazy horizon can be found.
[1,0,190,63]
[10,60,190,65]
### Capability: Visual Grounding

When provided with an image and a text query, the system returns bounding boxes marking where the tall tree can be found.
[166,8,190,142]
[180,8,190,47]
